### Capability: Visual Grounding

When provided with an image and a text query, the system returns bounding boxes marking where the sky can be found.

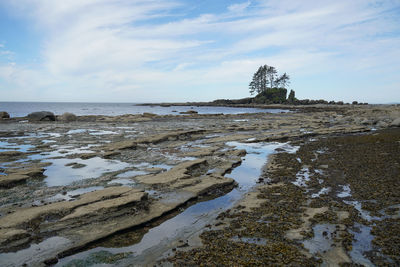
[0,0,399,103]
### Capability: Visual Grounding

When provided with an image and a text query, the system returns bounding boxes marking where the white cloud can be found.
[228,1,251,13]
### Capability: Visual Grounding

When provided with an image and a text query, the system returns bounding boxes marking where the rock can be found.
[14,167,45,177]
[0,151,24,158]
[79,153,97,159]
[0,167,45,187]
[183,146,219,157]
[390,118,400,127]
[136,159,208,185]
[0,174,29,188]
[58,112,77,122]
[0,111,10,119]
[360,118,370,125]
[376,121,388,128]
[180,110,198,115]
[142,112,157,117]
[65,162,86,169]
[27,111,55,121]
[103,151,120,159]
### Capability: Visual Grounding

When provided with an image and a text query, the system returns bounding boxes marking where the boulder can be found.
[180,110,198,115]
[0,111,10,119]
[27,111,55,121]
[390,118,400,127]
[376,121,388,128]
[58,112,77,122]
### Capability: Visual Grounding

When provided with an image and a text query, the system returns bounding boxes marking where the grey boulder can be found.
[27,111,56,121]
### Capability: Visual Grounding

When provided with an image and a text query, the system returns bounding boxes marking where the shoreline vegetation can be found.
[0,103,399,265]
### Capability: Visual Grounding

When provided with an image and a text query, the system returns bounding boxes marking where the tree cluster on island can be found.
[211,64,368,106]
[248,65,295,104]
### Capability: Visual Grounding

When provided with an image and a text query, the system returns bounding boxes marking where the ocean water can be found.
[0,102,288,118]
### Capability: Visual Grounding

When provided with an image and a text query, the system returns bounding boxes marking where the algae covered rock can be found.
[59,112,77,122]
[27,111,56,121]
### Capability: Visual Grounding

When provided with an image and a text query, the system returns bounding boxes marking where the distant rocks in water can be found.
[0,111,10,119]
[180,110,198,115]
[58,112,77,122]
[27,111,56,121]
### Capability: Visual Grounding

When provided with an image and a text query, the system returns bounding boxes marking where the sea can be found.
[0,102,288,118]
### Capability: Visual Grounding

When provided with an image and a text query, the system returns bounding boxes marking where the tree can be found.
[249,65,290,95]
[266,65,277,89]
[276,73,290,88]
[249,65,267,95]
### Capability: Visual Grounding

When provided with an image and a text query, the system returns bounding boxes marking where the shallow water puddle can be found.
[44,157,130,186]
[67,129,88,135]
[88,130,118,136]
[67,129,118,136]
[303,224,336,254]
[349,223,375,266]
[0,237,72,267]
[344,200,381,221]
[337,184,352,198]
[230,236,267,245]
[293,167,311,187]
[0,140,35,152]
[108,178,136,186]
[57,141,287,266]
[311,187,330,198]
[116,170,148,178]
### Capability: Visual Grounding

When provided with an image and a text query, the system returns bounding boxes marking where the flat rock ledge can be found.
[0,166,45,188]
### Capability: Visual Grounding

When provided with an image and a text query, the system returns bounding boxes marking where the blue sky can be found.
[0,0,399,103]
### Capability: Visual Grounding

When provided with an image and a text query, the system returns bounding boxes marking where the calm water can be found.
[0,102,288,117]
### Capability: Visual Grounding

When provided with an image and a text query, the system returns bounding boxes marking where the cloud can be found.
[0,0,399,102]
[228,1,251,13]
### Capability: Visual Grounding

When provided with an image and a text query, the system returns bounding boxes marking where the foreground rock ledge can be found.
[0,160,235,265]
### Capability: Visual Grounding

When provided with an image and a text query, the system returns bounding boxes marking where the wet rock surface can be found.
[0,104,398,266]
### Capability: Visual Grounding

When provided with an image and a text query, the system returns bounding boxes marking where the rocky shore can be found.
[0,104,399,266]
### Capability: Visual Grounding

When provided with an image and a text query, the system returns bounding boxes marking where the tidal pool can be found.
[44,157,131,187]
[0,237,72,267]
[349,223,375,266]
[303,224,336,254]
[116,170,148,178]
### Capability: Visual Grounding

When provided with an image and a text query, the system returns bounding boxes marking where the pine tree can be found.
[249,65,290,95]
